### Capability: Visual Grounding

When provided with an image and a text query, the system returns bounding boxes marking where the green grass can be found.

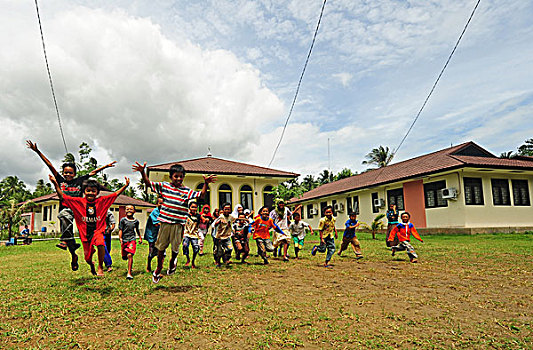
[0,233,532,349]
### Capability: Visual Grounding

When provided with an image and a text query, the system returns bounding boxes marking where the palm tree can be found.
[0,176,30,202]
[301,175,318,192]
[318,169,334,184]
[500,151,515,159]
[518,138,533,156]
[359,213,386,240]
[334,168,355,181]
[0,199,34,239]
[362,146,394,168]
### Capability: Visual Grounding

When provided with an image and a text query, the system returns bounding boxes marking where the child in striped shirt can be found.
[133,162,216,283]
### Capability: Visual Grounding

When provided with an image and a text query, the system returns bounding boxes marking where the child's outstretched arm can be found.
[28,141,60,179]
[89,161,117,176]
[199,175,217,198]
[132,162,151,188]
[136,221,142,244]
[49,174,64,201]
[115,177,130,196]
[412,226,423,242]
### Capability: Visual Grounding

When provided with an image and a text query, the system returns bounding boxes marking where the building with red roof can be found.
[290,142,533,234]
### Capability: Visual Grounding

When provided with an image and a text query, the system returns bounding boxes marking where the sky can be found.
[1,0,532,187]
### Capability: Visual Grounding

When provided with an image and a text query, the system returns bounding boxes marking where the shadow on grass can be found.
[151,285,201,294]
[70,277,115,296]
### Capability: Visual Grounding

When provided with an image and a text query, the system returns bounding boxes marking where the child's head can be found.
[324,205,333,218]
[24,224,28,229]
[169,164,185,187]
[258,206,269,219]
[125,204,136,217]
[189,201,198,215]
[277,201,285,210]
[213,208,220,217]
[349,212,357,221]
[293,212,301,222]
[202,204,211,214]
[237,212,246,224]
[156,196,164,208]
[237,205,244,215]
[401,212,411,223]
[244,209,251,217]
[83,179,100,201]
[62,163,77,181]
[222,203,231,216]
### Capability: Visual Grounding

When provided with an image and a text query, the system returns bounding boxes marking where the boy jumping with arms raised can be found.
[133,162,215,283]
[50,175,129,276]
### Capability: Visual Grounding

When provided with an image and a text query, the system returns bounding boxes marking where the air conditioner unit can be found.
[440,187,457,200]
[373,198,385,208]
[310,208,318,215]
[334,203,344,212]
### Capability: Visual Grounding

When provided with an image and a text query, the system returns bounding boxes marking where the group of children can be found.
[27,140,424,281]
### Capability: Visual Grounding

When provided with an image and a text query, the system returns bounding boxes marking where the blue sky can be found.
[1,0,532,186]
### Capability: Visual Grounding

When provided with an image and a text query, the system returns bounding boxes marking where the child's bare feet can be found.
[97,266,105,277]
[191,263,197,269]
[106,266,113,272]
[71,254,79,271]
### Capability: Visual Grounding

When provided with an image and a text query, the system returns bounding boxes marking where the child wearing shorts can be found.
[252,206,286,265]
[233,213,251,263]
[288,212,313,259]
[213,203,235,267]
[119,205,141,280]
[49,175,129,276]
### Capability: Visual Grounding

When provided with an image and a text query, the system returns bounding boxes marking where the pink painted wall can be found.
[403,180,427,228]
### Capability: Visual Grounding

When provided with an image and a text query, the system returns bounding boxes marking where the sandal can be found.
[71,255,79,271]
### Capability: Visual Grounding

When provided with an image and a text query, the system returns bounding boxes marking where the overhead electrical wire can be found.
[267,0,327,167]
[373,0,482,182]
[34,0,69,153]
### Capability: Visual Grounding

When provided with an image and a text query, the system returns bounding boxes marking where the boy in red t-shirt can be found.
[50,175,130,276]
[251,206,286,265]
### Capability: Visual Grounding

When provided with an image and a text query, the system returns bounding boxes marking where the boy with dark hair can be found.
[386,204,399,247]
[252,206,286,265]
[119,204,141,279]
[311,205,338,267]
[49,175,129,276]
[213,203,235,267]
[388,212,423,263]
[338,212,363,259]
[288,212,313,259]
[145,197,163,272]
[133,161,216,283]
[27,140,116,271]
[233,212,251,263]
[103,209,115,272]
[183,202,201,268]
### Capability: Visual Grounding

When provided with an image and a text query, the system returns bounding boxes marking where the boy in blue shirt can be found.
[338,212,363,259]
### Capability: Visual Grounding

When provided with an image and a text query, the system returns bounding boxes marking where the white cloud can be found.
[332,72,352,87]
[0,3,284,183]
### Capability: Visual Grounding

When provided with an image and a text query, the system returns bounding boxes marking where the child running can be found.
[252,206,286,265]
[103,210,115,272]
[119,205,142,280]
[233,213,251,263]
[213,203,235,267]
[388,212,423,263]
[311,206,338,267]
[198,204,213,256]
[145,197,163,272]
[49,175,129,276]
[27,140,116,271]
[288,212,313,259]
[133,162,216,283]
[338,212,363,259]
[182,202,202,268]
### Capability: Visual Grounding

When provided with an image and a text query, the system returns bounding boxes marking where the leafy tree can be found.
[271,180,305,202]
[0,199,34,239]
[318,169,334,184]
[499,151,515,159]
[334,168,356,181]
[517,138,533,156]
[362,146,394,168]
[301,175,319,192]
[358,213,386,240]
[33,179,53,198]
[0,176,31,202]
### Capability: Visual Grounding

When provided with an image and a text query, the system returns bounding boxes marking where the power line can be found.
[34,0,68,153]
[373,0,482,183]
[268,0,327,167]
[391,0,482,158]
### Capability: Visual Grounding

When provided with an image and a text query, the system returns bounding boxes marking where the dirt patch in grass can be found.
[0,234,531,349]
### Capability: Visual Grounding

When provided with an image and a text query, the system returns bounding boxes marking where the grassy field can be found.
[0,233,531,349]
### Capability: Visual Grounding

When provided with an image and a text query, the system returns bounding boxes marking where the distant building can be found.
[291,142,533,234]
[22,192,155,234]
[147,155,299,211]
